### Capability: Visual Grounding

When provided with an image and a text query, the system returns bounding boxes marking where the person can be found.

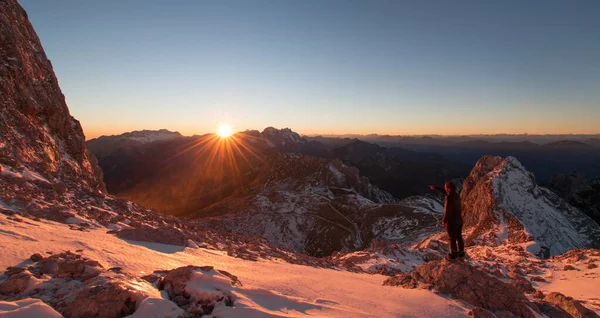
[429,181,464,259]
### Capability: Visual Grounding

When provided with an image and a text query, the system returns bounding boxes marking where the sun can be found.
[217,124,233,137]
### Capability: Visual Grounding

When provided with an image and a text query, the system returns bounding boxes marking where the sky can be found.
[19,0,600,138]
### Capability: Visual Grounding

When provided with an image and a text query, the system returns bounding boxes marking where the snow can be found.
[400,196,444,215]
[0,166,50,184]
[128,296,184,318]
[0,214,470,317]
[328,164,346,184]
[92,130,183,144]
[0,299,62,317]
[533,257,600,312]
[490,157,596,255]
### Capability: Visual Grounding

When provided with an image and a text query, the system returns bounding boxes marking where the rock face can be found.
[0,0,190,233]
[548,171,600,226]
[461,156,600,257]
[0,0,105,193]
[383,259,540,318]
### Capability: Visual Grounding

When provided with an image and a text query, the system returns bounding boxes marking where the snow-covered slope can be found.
[0,213,472,318]
[461,156,600,257]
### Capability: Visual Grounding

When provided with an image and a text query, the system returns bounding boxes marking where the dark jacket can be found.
[433,186,463,226]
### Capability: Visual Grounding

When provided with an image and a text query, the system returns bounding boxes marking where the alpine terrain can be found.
[1,1,600,317]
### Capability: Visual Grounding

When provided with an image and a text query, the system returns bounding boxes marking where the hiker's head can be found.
[445,181,456,193]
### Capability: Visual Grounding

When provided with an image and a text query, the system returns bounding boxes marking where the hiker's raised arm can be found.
[429,185,447,195]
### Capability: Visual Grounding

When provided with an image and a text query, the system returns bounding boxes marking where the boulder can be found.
[509,275,535,294]
[30,253,43,262]
[59,281,139,318]
[35,251,102,280]
[158,265,239,316]
[0,272,31,294]
[383,259,539,317]
[540,292,599,318]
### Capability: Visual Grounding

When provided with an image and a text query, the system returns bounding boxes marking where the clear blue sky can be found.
[20,0,600,138]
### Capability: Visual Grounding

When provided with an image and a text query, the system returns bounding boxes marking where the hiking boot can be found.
[458,251,466,258]
[446,252,458,260]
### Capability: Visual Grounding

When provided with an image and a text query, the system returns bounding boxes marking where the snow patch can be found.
[328,164,346,184]
[0,166,50,183]
[0,299,62,317]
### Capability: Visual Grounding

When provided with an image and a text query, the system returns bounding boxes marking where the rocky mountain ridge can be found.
[1,0,104,193]
[459,156,600,257]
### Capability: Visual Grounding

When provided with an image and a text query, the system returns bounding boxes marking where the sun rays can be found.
[161,130,270,191]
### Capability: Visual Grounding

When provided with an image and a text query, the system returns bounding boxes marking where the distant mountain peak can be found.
[92,129,183,143]
[259,127,306,151]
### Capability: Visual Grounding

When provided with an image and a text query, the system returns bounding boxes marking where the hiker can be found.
[429,182,465,259]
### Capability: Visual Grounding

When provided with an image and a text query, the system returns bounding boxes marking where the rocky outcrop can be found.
[0,252,142,318]
[0,0,105,193]
[460,156,600,257]
[59,282,138,318]
[0,0,181,230]
[383,259,540,318]
[154,265,241,316]
[539,292,599,318]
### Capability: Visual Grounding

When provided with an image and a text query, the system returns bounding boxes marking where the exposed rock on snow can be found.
[0,272,30,295]
[115,225,189,246]
[540,292,599,318]
[383,259,540,318]
[157,265,240,316]
[0,252,144,318]
[461,156,600,257]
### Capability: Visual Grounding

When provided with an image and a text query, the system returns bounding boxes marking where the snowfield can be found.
[0,214,471,317]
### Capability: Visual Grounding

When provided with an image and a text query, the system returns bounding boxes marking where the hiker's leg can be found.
[457,224,464,252]
[447,226,458,253]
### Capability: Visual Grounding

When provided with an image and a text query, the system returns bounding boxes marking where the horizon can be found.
[20,0,600,138]
[88,126,600,141]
